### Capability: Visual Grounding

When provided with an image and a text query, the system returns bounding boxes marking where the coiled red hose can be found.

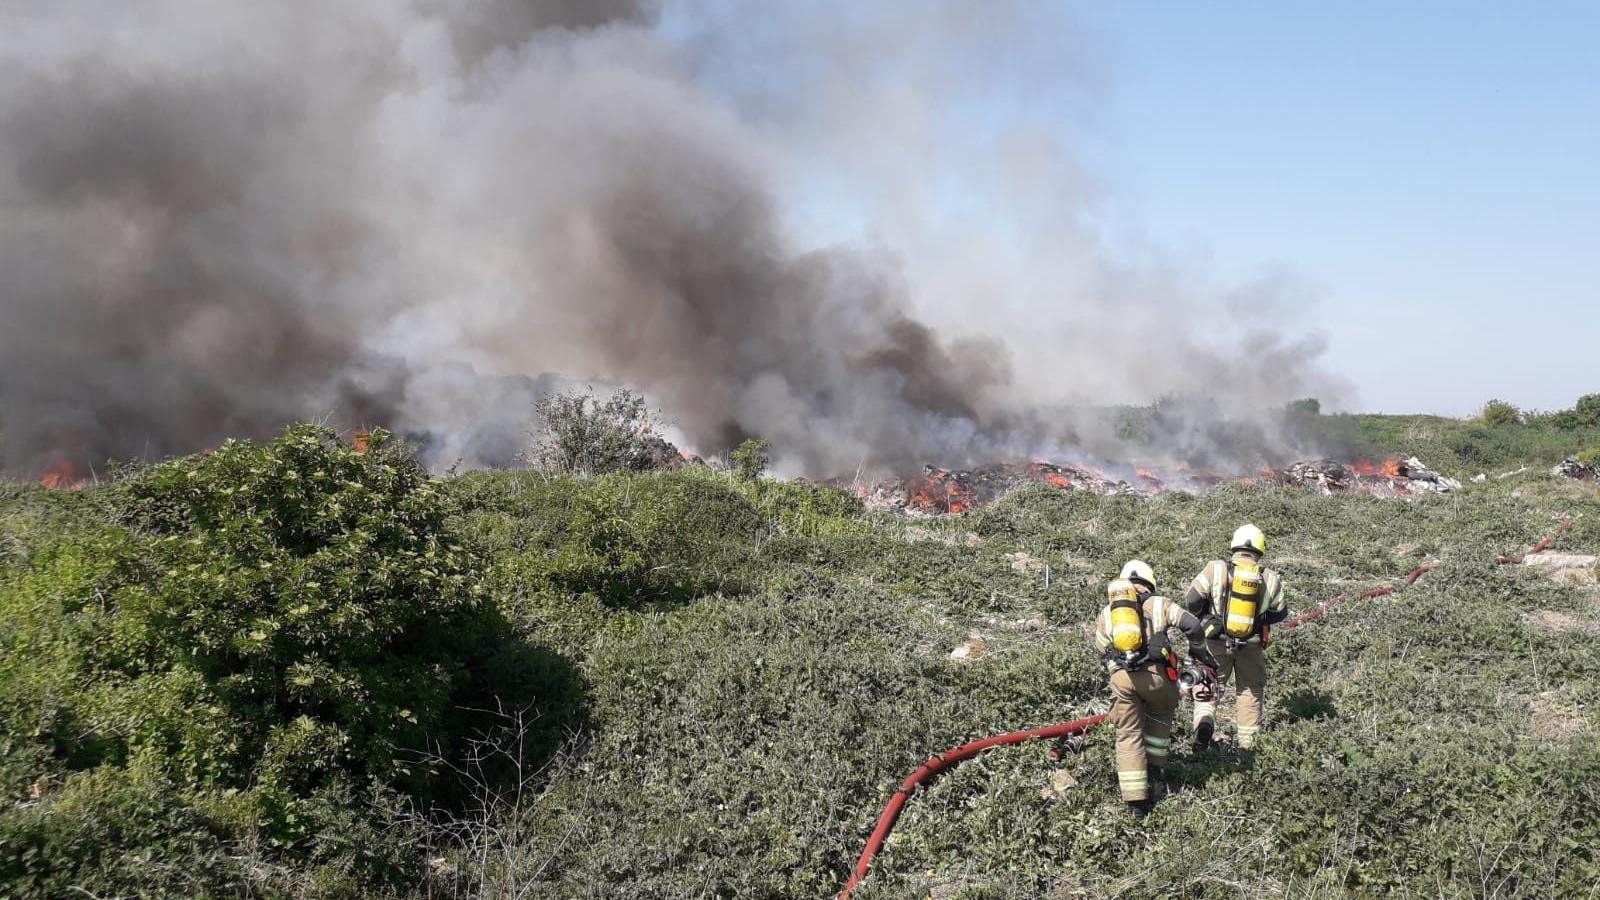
[837,519,1572,898]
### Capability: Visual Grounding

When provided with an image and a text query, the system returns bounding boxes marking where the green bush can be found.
[1287,397,1321,416]
[112,426,492,791]
[1576,393,1600,428]
[523,388,674,475]
[1480,398,1522,427]
[452,468,773,610]
[731,438,771,481]
[0,426,507,895]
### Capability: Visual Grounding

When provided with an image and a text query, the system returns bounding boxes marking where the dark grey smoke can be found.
[0,1,1344,479]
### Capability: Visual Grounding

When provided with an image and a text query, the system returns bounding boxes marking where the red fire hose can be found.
[838,519,1573,899]
[1272,562,1436,633]
[837,712,1108,897]
[1495,516,1572,564]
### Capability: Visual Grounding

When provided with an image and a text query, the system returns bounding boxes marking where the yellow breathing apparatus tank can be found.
[1225,561,1264,639]
[1107,579,1145,653]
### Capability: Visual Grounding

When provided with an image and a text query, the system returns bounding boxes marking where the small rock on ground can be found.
[1009,551,1047,573]
[1522,553,1598,586]
[950,636,988,661]
[1523,609,1599,635]
[1042,769,1079,800]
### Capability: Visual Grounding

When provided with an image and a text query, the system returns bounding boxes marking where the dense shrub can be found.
[1480,398,1522,426]
[0,426,508,895]
[1347,411,1600,473]
[1287,397,1321,416]
[1576,393,1600,427]
[523,388,675,475]
[730,438,771,481]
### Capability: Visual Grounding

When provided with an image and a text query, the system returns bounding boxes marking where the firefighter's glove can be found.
[1189,642,1221,672]
[1200,615,1225,640]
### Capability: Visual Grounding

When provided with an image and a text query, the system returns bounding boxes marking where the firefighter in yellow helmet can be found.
[1184,524,1288,750]
[1093,560,1218,816]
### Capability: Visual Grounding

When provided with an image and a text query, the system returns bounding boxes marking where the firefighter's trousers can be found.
[1108,666,1178,802]
[1194,639,1266,748]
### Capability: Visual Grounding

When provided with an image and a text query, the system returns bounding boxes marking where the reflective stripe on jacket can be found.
[1189,553,1286,643]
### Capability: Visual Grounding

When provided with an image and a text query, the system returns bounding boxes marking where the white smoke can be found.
[0,0,1346,478]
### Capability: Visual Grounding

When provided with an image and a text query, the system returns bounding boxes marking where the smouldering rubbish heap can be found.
[851,454,1461,516]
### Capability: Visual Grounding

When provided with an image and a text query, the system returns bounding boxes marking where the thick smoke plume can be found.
[0,0,1345,479]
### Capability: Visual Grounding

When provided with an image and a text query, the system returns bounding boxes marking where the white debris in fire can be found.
[857,454,1461,516]
[1553,456,1599,481]
[1274,456,1459,497]
[856,461,1148,516]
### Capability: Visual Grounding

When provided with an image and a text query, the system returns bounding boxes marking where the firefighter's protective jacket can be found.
[1185,552,1288,642]
[1093,593,1206,672]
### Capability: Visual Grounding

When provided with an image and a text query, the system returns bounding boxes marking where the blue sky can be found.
[1076,3,1599,414]
[666,3,1599,416]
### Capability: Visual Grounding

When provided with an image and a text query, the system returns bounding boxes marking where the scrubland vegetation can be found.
[3,415,1599,898]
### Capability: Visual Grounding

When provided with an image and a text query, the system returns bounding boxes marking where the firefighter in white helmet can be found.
[1093,560,1218,816]
[1184,524,1288,750]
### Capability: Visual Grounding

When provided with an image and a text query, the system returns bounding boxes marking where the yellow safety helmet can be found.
[1230,523,1266,555]
[1119,559,1155,591]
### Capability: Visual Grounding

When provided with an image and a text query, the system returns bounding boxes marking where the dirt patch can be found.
[1528,691,1589,740]
[1008,551,1047,573]
[1275,553,1333,571]
[1523,610,1599,635]
[898,526,985,547]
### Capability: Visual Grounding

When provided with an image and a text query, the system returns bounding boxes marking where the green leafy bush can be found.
[1287,397,1321,416]
[730,438,771,481]
[1575,393,1600,428]
[523,388,674,475]
[112,426,491,791]
[1480,398,1522,426]
[1,426,508,895]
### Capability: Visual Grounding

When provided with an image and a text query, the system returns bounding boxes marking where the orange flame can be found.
[1028,461,1074,490]
[350,428,371,454]
[1349,457,1401,478]
[39,460,85,490]
[905,471,977,514]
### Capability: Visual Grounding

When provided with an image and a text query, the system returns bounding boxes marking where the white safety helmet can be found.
[1119,559,1155,591]
[1230,523,1267,555]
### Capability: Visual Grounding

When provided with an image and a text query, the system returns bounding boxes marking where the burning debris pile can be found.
[36,461,87,490]
[857,461,1158,516]
[857,454,1462,516]
[1553,456,1599,481]
[1274,456,1460,497]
